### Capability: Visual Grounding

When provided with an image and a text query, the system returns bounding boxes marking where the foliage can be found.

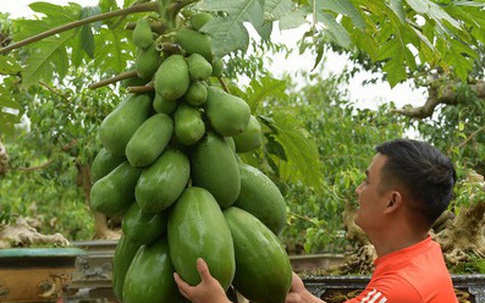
[0,61,122,240]
[416,82,485,175]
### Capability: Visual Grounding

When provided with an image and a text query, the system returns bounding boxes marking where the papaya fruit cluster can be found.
[89,11,292,303]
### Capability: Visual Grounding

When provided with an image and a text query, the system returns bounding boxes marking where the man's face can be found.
[354,153,391,232]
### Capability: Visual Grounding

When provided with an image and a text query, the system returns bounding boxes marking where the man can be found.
[174,139,458,303]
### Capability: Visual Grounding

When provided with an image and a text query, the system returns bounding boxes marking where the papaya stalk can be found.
[0,2,159,55]
[127,85,155,94]
[89,70,138,90]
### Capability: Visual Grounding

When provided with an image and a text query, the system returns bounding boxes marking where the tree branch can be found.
[0,2,159,55]
[14,160,54,172]
[39,81,69,102]
[89,70,138,89]
[393,81,485,119]
[456,125,485,149]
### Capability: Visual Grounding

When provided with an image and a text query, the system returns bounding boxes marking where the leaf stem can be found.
[127,85,155,93]
[89,70,138,89]
[0,2,159,55]
[218,77,230,94]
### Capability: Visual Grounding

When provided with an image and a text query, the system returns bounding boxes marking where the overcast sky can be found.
[1,0,426,110]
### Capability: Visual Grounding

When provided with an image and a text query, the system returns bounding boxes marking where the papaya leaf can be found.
[246,76,287,112]
[270,108,323,189]
[197,0,265,57]
[94,27,135,76]
[379,39,407,87]
[264,0,294,21]
[278,8,307,30]
[0,111,21,136]
[316,0,365,31]
[315,11,352,49]
[0,56,22,75]
[80,25,95,59]
[389,0,406,23]
[406,0,461,30]
[22,33,74,86]
[255,22,273,41]
[13,2,81,41]
[265,133,287,161]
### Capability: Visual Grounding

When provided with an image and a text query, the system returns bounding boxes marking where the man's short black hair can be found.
[376,139,456,226]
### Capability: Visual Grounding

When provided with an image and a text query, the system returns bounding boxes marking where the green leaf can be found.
[29,2,81,21]
[264,0,294,21]
[406,0,461,29]
[270,109,323,188]
[316,0,365,30]
[388,0,406,23]
[198,0,265,57]
[255,21,273,41]
[22,33,74,86]
[383,50,406,87]
[278,8,307,30]
[246,76,288,112]
[81,26,95,59]
[0,56,22,75]
[94,27,135,75]
[316,11,352,49]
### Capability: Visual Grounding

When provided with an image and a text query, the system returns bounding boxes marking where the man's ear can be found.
[384,191,402,214]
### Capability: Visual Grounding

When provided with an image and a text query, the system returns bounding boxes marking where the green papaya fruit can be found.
[233,115,263,153]
[223,207,292,303]
[135,43,160,79]
[175,28,213,62]
[184,81,208,106]
[174,103,205,146]
[234,162,287,234]
[90,148,125,183]
[100,94,152,156]
[112,235,142,302]
[226,136,236,153]
[132,18,153,50]
[153,94,178,115]
[168,187,235,290]
[191,132,240,208]
[187,53,213,81]
[123,238,182,303]
[122,202,169,245]
[154,54,190,101]
[125,113,173,167]
[135,149,190,213]
[90,161,142,217]
[189,12,213,30]
[211,58,224,77]
[205,86,251,137]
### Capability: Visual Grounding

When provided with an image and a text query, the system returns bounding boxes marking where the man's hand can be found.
[286,272,327,303]
[173,258,232,303]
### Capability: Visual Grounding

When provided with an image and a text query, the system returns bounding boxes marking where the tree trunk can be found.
[0,139,8,177]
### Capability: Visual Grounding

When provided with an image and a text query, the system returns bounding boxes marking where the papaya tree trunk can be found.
[0,139,7,177]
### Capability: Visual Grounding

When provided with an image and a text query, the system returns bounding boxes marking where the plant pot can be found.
[0,248,85,302]
[303,274,485,303]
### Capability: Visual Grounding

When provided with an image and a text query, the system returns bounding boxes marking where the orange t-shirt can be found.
[345,236,457,303]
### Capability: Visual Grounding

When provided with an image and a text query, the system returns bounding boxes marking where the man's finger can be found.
[196,258,212,281]
[173,272,191,293]
[285,292,302,303]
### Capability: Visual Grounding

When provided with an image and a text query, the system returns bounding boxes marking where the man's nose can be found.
[355,182,364,195]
